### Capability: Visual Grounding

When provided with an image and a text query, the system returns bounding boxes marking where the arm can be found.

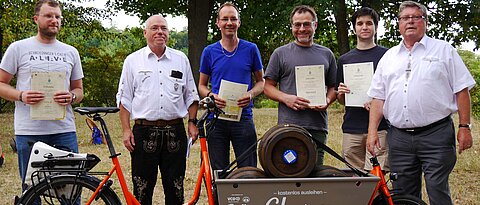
[237,69,265,108]
[264,78,309,111]
[187,102,199,142]
[119,103,135,152]
[456,88,473,154]
[0,69,45,104]
[198,72,226,108]
[366,98,384,156]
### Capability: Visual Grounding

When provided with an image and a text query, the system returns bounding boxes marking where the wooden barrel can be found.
[226,166,266,179]
[259,124,317,178]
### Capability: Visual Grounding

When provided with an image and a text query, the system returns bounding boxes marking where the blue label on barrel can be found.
[283,149,297,164]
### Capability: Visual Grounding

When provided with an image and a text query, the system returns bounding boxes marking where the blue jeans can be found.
[207,117,257,171]
[16,132,78,186]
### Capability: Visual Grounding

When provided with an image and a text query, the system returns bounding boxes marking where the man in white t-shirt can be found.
[0,0,84,189]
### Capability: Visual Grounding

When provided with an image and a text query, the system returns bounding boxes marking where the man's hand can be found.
[53,90,72,105]
[22,90,45,105]
[123,130,135,152]
[211,93,227,109]
[237,92,252,108]
[284,94,310,111]
[457,128,473,154]
[366,132,380,156]
[364,101,371,111]
[188,122,199,143]
[337,83,350,95]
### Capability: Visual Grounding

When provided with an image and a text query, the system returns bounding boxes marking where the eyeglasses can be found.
[38,14,63,21]
[398,16,425,22]
[148,26,168,32]
[292,21,315,29]
[219,18,239,23]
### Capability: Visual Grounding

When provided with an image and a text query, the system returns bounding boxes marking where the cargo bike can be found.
[187,96,426,205]
[15,96,426,205]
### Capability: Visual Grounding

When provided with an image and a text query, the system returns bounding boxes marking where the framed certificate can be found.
[295,65,326,106]
[218,79,248,122]
[30,71,66,120]
[343,62,374,107]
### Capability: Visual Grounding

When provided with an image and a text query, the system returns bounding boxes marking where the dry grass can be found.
[0,108,479,204]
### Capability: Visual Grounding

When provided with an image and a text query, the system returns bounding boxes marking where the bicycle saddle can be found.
[74,107,119,115]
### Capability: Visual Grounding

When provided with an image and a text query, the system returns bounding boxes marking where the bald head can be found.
[146,15,168,29]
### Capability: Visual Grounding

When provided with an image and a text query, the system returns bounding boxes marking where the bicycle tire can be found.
[17,175,121,205]
[372,194,427,205]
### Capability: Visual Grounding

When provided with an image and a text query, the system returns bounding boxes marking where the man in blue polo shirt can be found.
[198,2,264,171]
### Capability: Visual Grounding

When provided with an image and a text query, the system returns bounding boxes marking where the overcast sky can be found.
[84,0,187,31]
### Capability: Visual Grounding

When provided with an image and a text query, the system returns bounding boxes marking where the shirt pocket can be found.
[166,75,185,99]
[134,70,154,94]
[419,56,447,81]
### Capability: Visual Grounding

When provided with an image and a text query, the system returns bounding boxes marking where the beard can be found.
[295,35,313,45]
[38,25,59,39]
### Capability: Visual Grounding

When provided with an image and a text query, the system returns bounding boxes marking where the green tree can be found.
[0,0,112,111]
[459,50,480,119]
[106,0,479,85]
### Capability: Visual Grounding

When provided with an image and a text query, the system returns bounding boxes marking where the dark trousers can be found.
[388,118,456,205]
[207,117,257,171]
[131,123,187,205]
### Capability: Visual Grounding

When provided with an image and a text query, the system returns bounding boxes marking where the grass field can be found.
[0,108,479,204]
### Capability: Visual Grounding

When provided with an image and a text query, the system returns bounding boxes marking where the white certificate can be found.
[343,62,374,107]
[30,72,66,120]
[295,65,326,106]
[218,79,248,122]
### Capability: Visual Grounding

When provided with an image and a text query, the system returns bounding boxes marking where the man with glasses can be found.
[117,14,199,204]
[198,2,264,172]
[264,5,337,166]
[367,1,475,204]
[0,0,83,193]
[336,7,389,171]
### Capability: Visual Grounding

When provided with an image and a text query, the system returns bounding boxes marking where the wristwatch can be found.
[458,124,472,130]
[70,92,77,104]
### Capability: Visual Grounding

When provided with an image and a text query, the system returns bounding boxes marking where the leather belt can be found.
[396,116,451,134]
[135,118,183,126]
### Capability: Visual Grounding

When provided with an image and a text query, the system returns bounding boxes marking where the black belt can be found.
[135,118,183,126]
[396,116,451,134]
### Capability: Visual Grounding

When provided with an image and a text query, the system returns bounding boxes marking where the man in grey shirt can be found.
[264,5,337,165]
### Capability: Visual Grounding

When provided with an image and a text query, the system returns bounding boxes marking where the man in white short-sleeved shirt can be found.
[366,1,475,205]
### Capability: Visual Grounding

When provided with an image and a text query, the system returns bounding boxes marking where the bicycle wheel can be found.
[18,175,121,205]
[372,194,427,205]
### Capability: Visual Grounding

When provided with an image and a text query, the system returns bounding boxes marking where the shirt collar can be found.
[143,46,171,60]
[398,35,429,53]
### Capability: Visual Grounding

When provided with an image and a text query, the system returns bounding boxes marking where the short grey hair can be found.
[399,1,428,21]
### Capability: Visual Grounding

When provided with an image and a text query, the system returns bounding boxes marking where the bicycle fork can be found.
[185,137,216,205]
[368,157,394,205]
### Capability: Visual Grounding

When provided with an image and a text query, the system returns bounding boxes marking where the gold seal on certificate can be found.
[218,79,248,122]
[295,65,326,106]
[30,71,66,120]
[343,62,374,107]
